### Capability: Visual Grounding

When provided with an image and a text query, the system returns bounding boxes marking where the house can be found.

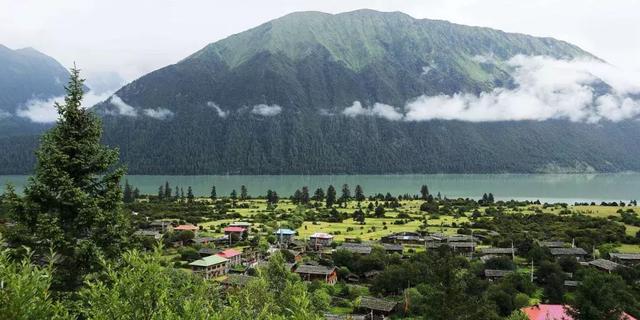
[229,221,252,228]
[381,232,425,245]
[382,243,404,255]
[198,247,216,257]
[355,296,397,318]
[521,304,637,320]
[217,248,242,266]
[223,226,247,242]
[309,233,334,249]
[274,228,296,244]
[609,253,640,266]
[563,280,580,290]
[324,314,366,320]
[549,247,588,261]
[174,224,199,234]
[220,274,254,289]
[149,220,173,233]
[481,247,516,258]
[294,265,337,285]
[428,241,476,257]
[192,236,214,245]
[588,259,620,273]
[189,255,229,279]
[336,243,372,255]
[134,230,163,240]
[484,269,514,281]
[539,241,568,248]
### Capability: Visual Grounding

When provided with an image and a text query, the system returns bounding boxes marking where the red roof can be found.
[522,305,636,320]
[217,248,242,258]
[224,226,247,233]
[174,224,198,231]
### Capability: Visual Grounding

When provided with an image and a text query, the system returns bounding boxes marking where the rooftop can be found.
[549,247,587,256]
[484,269,514,278]
[295,264,336,275]
[521,304,637,320]
[337,244,372,255]
[274,228,296,235]
[588,259,620,271]
[481,247,516,255]
[539,241,567,248]
[217,248,242,258]
[175,224,199,231]
[610,253,640,260]
[189,255,228,267]
[358,296,397,312]
[310,232,334,239]
[223,226,247,233]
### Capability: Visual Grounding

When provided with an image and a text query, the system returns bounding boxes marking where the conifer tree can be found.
[187,186,194,203]
[420,185,430,200]
[123,180,133,203]
[354,185,365,202]
[164,181,171,200]
[4,67,130,291]
[301,186,310,204]
[210,185,217,201]
[326,185,336,207]
[314,188,325,202]
[240,185,248,200]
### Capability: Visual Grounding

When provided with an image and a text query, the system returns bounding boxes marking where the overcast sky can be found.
[1,0,639,89]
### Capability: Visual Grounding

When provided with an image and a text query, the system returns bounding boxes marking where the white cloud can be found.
[143,108,174,120]
[0,110,11,119]
[342,101,404,121]
[207,101,228,118]
[251,104,282,116]
[108,94,138,117]
[16,90,114,123]
[404,55,640,123]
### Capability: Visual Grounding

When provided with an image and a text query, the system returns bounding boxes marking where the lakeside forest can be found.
[1,70,640,320]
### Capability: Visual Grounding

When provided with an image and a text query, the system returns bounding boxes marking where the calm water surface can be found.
[1,174,639,203]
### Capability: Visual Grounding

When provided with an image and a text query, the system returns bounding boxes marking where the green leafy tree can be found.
[79,248,221,319]
[4,67,130,290]
[230,189,237,200]
[0,247,71,319]
[568,269,638,320]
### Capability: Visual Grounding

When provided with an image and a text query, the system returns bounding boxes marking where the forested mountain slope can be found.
[2,10,639,174]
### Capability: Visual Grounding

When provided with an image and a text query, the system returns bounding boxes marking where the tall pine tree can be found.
[4,67,130,291]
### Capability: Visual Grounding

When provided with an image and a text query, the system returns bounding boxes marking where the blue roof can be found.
[274,228,295,235]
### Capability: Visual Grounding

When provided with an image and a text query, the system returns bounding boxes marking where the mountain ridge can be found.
[2,10,639,175]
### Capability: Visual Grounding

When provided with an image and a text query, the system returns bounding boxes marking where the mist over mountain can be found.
[2,10,640,174]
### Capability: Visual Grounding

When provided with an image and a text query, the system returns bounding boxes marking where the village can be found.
[128,187,640,319]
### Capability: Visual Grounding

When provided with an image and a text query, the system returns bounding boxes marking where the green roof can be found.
[189,255,229,267]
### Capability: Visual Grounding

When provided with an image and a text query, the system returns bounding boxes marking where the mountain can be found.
[2,10,639,174]
[0,45,71,138]
[0,45,69,113]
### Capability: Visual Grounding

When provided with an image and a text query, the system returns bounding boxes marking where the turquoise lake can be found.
[1,173,639,203]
